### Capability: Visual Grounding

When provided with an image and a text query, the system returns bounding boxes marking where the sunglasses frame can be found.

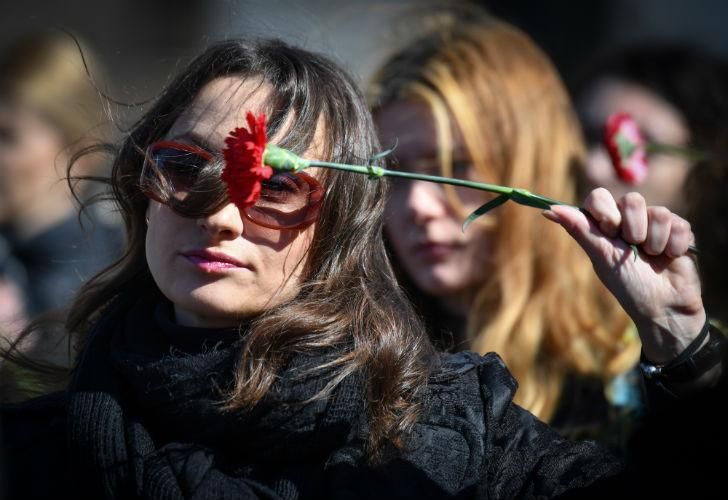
[143,140,324,231]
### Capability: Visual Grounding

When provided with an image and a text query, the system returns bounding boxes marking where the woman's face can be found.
[145,77,317,328]
[579,78,692,214]
[376,99,493,313]
[0,99,68,225]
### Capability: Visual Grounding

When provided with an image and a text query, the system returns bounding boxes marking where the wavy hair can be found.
[371,14,638,422]
[5,39,436,460]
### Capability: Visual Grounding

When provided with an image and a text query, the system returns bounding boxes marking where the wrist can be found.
[639,319,728,395]
[638,309,707,364]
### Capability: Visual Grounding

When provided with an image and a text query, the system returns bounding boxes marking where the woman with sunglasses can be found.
[0,38,721,499]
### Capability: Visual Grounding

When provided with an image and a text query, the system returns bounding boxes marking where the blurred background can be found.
[1,0,727,132]
[2,0,727,317]
[1,0,727,327]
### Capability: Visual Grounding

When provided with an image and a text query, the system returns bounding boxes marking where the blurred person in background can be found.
[686,131,728,326]
[0,235,27,333]
[573,44,728,325]
[369,6,641,447]
[0,30,123,401]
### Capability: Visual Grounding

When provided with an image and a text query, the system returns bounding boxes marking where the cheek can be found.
[643,157,692,209]
[145,206,178,275]
[585,149,616,181]
[262,227,313,279]
[583,148,633,199]
[284,230,313,275]
[459,228,492,274]
[20,125,66,176]
[384,218,417,266]
[384,202,408,237]
[385,187,408,219]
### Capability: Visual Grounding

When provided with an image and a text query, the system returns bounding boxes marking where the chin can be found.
[173,300,253,328]
[413,272,466,298]
[168,288,250,325]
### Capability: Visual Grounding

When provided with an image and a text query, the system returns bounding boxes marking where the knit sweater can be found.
[1,297,622,499]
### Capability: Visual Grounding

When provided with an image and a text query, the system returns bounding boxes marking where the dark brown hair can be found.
[8,39,437,460]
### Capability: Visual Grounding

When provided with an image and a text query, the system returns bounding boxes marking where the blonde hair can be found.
[372,17,639,422]
[0,30,108,148]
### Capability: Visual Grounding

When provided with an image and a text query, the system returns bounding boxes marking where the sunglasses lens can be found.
[142,142,323,230]
[155,147,206,193]
[143,144,210,201]
[244,172,322,229]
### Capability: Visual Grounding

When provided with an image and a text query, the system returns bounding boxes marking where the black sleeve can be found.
[138,442,284,500]
[470,356,622,499]
[316,352,623,500]
[1,391,71,500]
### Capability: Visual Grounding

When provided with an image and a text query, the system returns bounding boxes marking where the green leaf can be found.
[510,189,556,210]
[462,194,509,232]
[368,138,398,164]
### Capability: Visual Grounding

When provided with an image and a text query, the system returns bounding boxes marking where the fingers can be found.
[582,188,621,237]
[575,189,694,258]
[617,192,648,244]
[664,215,693,258]
[644,207,672,256]
[544,188,695,259]
[617,194,693,258]
[543,204,596,253]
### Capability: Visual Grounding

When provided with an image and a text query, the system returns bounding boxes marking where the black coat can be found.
[4,297,709,500]
[1,211,123,316]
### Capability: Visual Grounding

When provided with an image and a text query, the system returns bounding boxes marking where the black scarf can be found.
[67,296,365,499]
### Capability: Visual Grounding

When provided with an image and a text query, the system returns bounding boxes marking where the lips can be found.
[180,248,249,272]
[411,241,458,260]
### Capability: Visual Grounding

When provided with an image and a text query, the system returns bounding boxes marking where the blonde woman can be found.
[371,11,641,442]
[0,31,122,400]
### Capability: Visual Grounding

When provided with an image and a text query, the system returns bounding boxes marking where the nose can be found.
[197,201,245,238]
[405,179,450,224]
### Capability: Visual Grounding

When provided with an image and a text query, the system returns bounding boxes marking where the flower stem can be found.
[309,160,515,196]
[267,149,698,256]
[646,142,708,161]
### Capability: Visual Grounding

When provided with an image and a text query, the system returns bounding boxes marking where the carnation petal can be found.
[221,112,270,208]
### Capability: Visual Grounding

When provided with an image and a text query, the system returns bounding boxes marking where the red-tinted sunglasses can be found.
[142,140,324,230]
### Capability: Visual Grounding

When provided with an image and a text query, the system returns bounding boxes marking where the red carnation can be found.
[221,111,273,208]
[603,112,648,185]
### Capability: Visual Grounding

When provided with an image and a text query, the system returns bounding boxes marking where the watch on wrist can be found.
[639,320,728,384]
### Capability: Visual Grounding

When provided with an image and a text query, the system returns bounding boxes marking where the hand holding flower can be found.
[543,189,705,365]
[221,112,697,257]
[222,111,708,365]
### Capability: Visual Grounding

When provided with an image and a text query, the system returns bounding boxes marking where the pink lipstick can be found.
[181,249,248,273]
[412,242,457,261]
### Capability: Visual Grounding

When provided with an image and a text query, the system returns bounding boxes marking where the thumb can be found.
[542,204,610,259]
